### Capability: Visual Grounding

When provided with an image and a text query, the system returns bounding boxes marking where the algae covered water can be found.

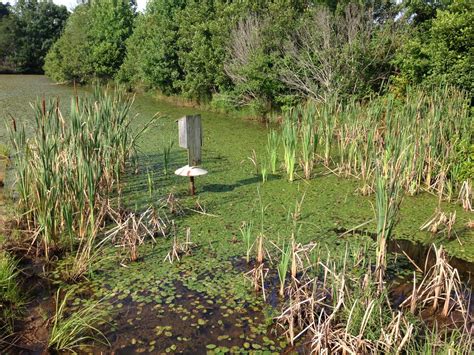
[1,75,473,353]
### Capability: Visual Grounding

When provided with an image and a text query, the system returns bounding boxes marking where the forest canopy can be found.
[2,0,470,111]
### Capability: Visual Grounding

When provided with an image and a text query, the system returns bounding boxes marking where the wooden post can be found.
[189,176,196,196]
[178,115,202,166]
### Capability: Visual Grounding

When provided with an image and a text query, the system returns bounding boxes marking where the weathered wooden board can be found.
[178,115,202,165]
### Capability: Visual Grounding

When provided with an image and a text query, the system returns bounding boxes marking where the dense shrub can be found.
[393,0,473,95]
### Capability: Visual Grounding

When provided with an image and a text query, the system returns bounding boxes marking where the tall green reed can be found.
[277,241,291,296]
[49,288,109,352]
[282,112,297,182]
[284,86,471,201]
[266,129,280,174]
[375,145,406,291]
[240,221,254,263]
[9,87,156,269]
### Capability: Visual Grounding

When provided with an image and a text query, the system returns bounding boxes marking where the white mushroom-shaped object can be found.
[174,165,208,177]
[174,165,208,195]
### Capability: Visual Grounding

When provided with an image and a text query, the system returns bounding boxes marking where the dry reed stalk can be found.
[164,227,194,263]
[401,245,469,320]
[244,262,268,301]
[458,180,472,211]
[274,242,418,354]
[256,234,264,264]
[106,205,168,262]
[420,209,457,238]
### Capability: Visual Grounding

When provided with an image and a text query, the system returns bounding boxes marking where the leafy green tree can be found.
[44,5,93,82]
[175,0,244,101]
[118,0,185,94]
[88,0,135,79]
[13,0,69,72]
[393,0,473,94]
[45,0,134,82]
[0,3,18,72]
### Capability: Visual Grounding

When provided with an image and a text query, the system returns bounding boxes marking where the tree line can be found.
[0,0,68,73]
[2,0,472,113]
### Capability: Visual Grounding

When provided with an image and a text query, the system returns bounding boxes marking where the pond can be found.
[1,75,473,353]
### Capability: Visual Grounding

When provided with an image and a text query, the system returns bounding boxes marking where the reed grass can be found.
[272,86,471,202]
[162,139,173,174]
[8,87,156,269]
[375,147,406,291]
[49,288,109,352]
[282,113,297,182]
[0,251,24,336]
[240,221,254,263]
[401,245,469,319]
[300,122,315,180]
[277,241,291,296]
[164,227,194,263]
[266,129,280,174]
[260,159,268,183]
[107,206,166,263]
[275,243,415,353]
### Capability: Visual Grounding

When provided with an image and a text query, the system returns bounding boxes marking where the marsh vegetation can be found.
[0,0,473,353]
[0,75,472,354]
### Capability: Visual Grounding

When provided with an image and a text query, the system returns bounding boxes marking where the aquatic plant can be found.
[164,227,194,263]
[247,149,259,175]
[458,180,472,211]
[407,327,473,354]
[401,245,469,318]
[49,288,109,352]
[8,87,156,264]
[282,114,297,182]
[239,221,254,263]
[285,86,471,201]
[277,241,291,296]
[266,129,280,174]
[275,244,415,352]
[300,122,315,180]
[146,168,154,197]
[107,206,166,263]
[162,139,174,175]
[374,148,405,291]
[260,159,268,183]
[420,209,456,239]
[0,251,24,336]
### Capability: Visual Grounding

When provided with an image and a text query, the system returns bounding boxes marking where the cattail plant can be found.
[240,221,254,263]
[277,241,292,296]
[260,159,268,183]
[300,123,315,179]
[374,147,406,291]
[284,86,471,201]
[266,129,280,174]
[282,114,297,182]
[162,140,174,175]
[8,87,156,268]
